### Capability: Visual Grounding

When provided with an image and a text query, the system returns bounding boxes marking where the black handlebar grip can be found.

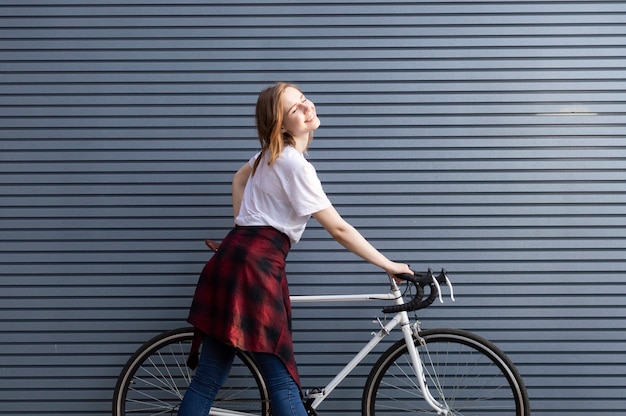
[381,270,440,314]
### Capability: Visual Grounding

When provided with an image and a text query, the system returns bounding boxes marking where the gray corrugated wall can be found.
[1,0,625,414]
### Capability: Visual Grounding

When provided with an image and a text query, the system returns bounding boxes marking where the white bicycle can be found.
[113,242,529,416]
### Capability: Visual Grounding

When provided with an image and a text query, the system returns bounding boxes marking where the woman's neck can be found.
[293,134,309,154]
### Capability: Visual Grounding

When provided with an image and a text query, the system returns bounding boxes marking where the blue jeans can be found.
[178,336,307,416]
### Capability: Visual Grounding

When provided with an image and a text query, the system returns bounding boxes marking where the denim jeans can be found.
[178,336,307,416]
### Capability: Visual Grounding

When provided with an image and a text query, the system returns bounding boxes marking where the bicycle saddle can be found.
[205,239,221,252]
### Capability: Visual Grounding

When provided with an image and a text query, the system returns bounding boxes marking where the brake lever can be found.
[441,269,455,302]
[428,268,444,304]
[433,269,455,303]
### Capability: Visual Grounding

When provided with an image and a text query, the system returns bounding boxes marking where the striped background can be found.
[1,1,625,414]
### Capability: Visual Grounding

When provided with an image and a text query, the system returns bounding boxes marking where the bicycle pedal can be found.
[303,387,325,399]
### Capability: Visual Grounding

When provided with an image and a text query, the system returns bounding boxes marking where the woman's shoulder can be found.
[276,146,310,171]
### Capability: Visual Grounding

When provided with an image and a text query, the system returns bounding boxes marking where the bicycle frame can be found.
[212,280,447,416]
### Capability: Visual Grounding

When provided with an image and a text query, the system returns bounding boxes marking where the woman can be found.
[178,82,413,416]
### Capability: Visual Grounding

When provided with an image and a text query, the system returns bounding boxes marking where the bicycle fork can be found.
[398,312,449,415]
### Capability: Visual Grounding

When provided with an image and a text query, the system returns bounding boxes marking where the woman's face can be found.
[281,87,320,137]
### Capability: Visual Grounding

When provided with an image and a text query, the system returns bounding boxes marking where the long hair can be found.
[252,82,311,175]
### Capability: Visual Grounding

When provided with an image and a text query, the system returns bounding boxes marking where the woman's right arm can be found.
[313,205,413,277]
[232,162,252,219]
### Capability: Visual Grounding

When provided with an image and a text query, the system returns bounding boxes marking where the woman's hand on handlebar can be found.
[385,261,413,282]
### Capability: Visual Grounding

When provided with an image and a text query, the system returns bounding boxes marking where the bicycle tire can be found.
[112,327,270,416]
[362,328,530,416]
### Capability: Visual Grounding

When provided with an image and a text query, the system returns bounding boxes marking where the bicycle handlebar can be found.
[382,268,453,314]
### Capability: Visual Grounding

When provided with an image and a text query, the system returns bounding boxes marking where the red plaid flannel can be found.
[187,226,299,386]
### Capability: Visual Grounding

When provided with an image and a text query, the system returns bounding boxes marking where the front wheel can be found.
[112,327,270,416]
[362,328,530,416]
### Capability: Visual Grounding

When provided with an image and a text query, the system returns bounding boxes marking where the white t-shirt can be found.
[235,146,332,245]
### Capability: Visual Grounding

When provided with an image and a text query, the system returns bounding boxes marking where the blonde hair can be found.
[252,82,312,175]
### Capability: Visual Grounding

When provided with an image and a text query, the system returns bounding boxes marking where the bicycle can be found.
[113,240,529,416]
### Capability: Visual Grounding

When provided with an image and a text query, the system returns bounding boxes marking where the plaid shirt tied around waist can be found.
[187,226,300,386]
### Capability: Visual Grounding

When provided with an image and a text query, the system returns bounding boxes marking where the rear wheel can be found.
[363,328,529,416]
[113,327,270,416]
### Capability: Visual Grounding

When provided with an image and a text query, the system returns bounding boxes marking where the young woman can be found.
[178,82,413,416]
